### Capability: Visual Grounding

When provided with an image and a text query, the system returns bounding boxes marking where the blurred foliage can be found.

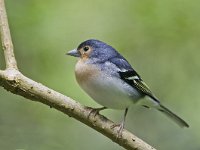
[0,0,200,149]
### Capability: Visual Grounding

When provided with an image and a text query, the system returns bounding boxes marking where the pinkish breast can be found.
[75,60,100,85]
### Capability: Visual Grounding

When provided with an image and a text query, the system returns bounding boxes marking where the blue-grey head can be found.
[67,39,120,62]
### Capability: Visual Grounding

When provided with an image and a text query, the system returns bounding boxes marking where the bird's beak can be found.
[66,49,80,57]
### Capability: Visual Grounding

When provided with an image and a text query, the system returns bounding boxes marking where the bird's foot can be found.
[86,106,107,118]
[111,122,125,138]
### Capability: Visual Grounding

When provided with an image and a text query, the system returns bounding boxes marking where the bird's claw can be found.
[111,122,124,138]
[86,106,107,118]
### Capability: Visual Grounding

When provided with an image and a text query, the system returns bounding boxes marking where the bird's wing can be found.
[119,71,155,98]
[109,57,157,100]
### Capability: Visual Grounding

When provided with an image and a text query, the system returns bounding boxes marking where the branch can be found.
[0,69,155,150]
[0,0,156,150]
[0,0,18,69]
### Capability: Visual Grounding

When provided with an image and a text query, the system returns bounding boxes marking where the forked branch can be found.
[0,0,156,149]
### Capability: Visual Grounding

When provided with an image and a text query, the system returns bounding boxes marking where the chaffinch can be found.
[67,39,189,135]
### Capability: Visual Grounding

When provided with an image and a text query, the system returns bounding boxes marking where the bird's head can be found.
[67,39,118,62]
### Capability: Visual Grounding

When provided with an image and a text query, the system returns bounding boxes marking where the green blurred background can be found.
[0,0,199,149]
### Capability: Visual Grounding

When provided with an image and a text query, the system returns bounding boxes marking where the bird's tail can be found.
[139,97,189,128]
[156,104,189,128]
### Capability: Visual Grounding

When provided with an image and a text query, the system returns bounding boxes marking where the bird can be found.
[67,39,189,135]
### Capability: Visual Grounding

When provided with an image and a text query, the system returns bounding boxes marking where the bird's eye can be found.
[83,46,89,52]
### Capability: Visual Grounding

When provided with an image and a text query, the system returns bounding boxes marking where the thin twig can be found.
[0,0,18,69]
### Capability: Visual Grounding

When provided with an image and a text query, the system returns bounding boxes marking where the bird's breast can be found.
[74,60,141,109]
[75,60,100,85]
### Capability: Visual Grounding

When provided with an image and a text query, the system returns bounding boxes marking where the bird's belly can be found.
[76,71,141,109]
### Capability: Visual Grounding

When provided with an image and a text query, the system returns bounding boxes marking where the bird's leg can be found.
[111,108,128,137]
[86,106,107,118]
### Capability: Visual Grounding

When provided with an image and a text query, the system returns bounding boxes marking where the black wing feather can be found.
[119,70,159,102]
[109,57,158,101]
